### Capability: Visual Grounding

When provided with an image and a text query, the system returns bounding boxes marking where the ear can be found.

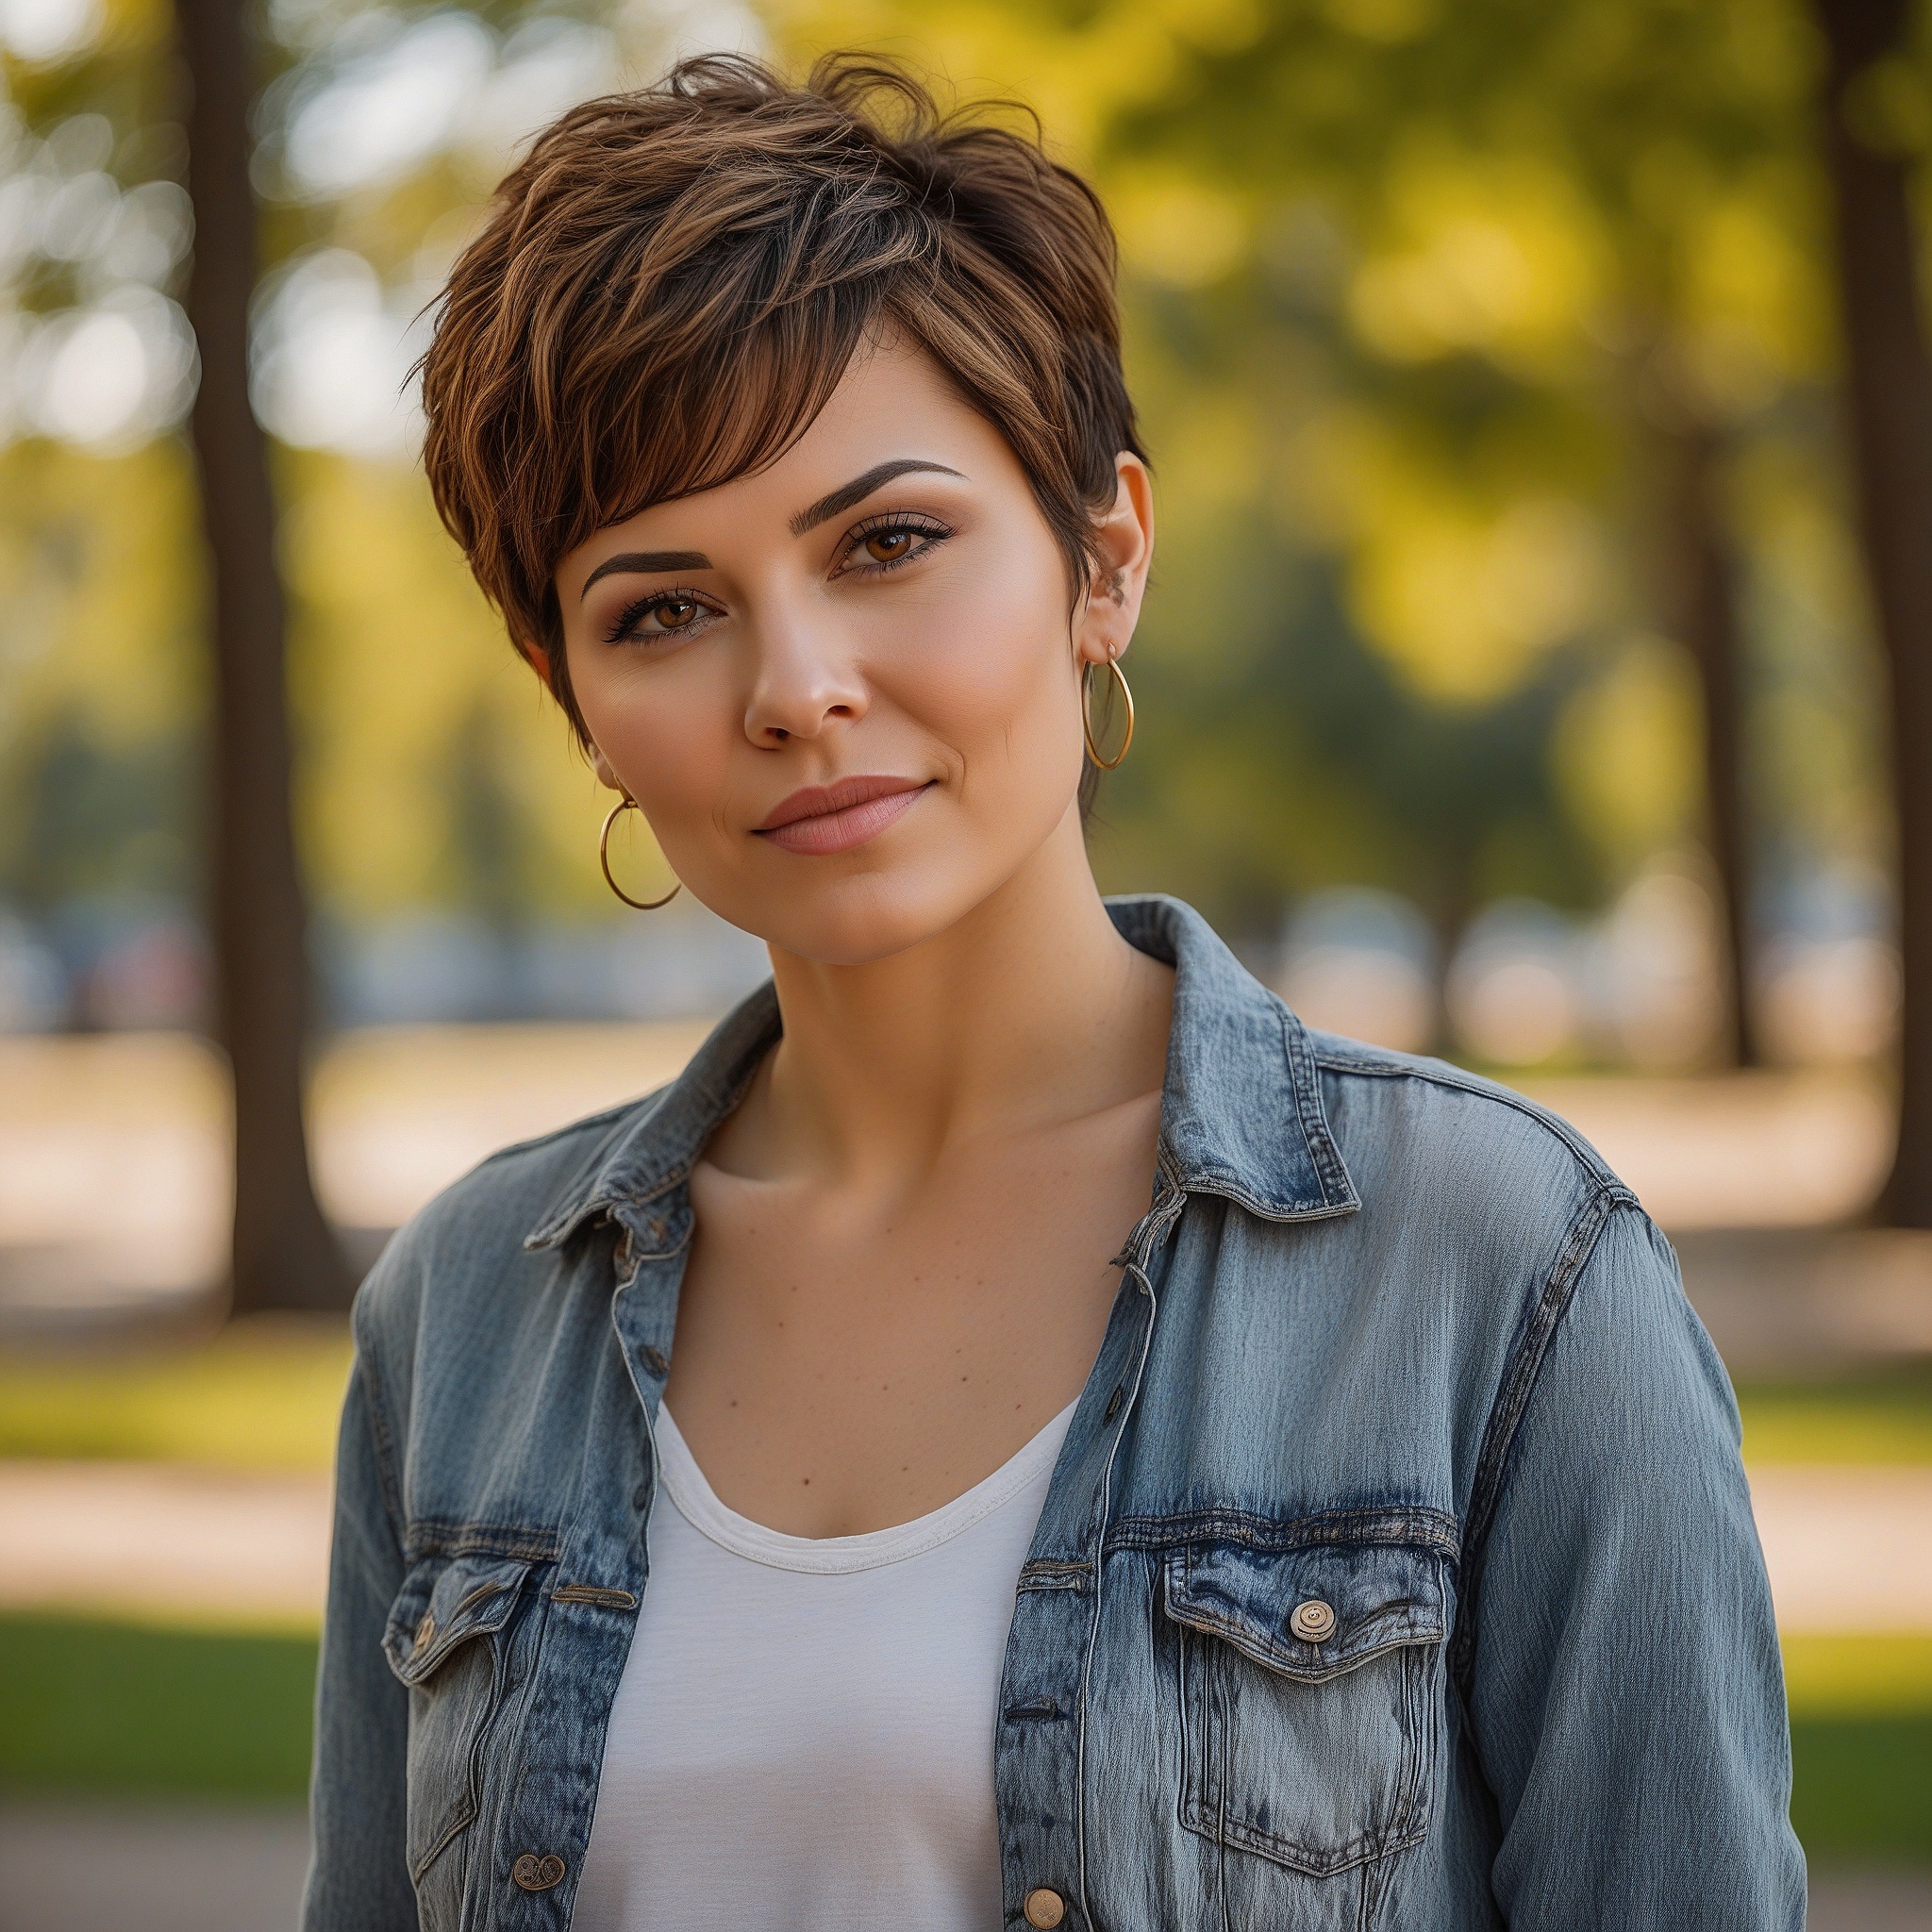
[590,745,622,791]
[518,637,556,691]
[1074,453,1155,669]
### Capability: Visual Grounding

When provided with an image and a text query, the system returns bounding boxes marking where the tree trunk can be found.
[1663,410,1758,1068]
[1815,0,1932,1225]
[178,0,349,1309]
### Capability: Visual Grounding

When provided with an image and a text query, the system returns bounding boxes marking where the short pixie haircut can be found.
[420,53,1143,741]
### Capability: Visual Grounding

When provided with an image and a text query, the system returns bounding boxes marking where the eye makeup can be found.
[603,589,717,645]
[835,512,954,576]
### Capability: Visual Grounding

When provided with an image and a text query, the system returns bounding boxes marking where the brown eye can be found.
[864,530,915,563]
[656,599,698,627]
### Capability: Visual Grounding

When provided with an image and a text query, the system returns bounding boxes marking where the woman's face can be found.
[553,338,1153,964]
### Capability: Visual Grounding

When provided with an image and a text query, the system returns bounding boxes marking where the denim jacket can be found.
[306,894,1804,1932]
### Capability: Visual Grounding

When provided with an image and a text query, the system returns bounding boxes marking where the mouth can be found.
[755,774,935,856]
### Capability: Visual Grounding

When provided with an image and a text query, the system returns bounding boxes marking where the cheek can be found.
[570,643,734,815]
[876,564,1076,758]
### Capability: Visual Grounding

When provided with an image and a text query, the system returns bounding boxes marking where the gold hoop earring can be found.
[599,795,681,910]
[1082,655,1135,770]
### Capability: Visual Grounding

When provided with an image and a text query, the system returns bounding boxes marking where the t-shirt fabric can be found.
[571,1396,1078,1932]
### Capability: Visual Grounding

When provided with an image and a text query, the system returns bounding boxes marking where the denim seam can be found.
[1017,1558,1091,1592]
[529,996,780,1246]
[406,1523,562,1563]
[1179,1177,1362,1227]
[1310,1050,1641,1199]
[1166,1604,1441,1682]
[1177,1634,1431,1878]
[1078,1254,1162,1931]
[1449,1186,1621,1695]
[1125,1163,1191,1258]
[349,1298,409,1562]
[474,1582,554,1899]
[1105,1506,1459,1558]
[508,1090,679,1246]
[403,1577,522,1884]
[1281,1004,1361,1209]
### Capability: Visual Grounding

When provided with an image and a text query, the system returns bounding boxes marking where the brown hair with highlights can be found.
[419,52,1143,745]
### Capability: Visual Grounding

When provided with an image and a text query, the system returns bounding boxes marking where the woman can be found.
[306,54,1803,1932]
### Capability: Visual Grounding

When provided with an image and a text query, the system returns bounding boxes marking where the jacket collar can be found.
[1109,895,1357,1223]
[526,893,1356,1251]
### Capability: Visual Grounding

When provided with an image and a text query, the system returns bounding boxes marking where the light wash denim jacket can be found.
[306,895,1804,1931]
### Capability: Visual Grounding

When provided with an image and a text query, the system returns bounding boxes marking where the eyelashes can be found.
[598,509,956,647]
[837,511,953,574]
[603,589,713,646]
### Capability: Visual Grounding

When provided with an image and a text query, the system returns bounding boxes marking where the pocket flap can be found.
[1164,1540,1444,1683]
[383,1554,533,1687]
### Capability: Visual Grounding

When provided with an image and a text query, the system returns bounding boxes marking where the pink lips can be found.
[755,774,934,856]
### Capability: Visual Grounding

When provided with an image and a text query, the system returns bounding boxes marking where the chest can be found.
[571,1407,1071,1932]
[388,1201,1477,1932]
[663,1125,1156,1534]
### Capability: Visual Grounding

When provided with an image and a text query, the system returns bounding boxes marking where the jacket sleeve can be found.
[1464,1199,1806,1929]
[303,1310,417,1931]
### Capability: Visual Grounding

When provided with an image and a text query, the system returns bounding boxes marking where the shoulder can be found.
[1307,1027,1627,1193]
[1295,1032,1700,1488]
[1301,1026,1638,1257]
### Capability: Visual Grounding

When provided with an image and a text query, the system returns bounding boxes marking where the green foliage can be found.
[279,450,608,921]
[774,0,1894,931]
[0,439,205,911]
[0,0,1907,954]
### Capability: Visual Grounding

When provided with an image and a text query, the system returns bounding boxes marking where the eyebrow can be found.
[789,459,965,538]
[579,550,711,599]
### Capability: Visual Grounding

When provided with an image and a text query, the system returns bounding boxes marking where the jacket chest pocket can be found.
[383,1553,536,1881]
[1164,1539,1445,1879]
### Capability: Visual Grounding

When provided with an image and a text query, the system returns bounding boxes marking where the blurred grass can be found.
[1738,1374,1932,1465]
[0,1613,316,1797]
[0,1318,351,1471]
[1790,1713,1932,1863]
[1785,1634,1932,1715]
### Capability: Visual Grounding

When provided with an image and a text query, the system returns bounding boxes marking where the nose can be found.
[743,609,868,747]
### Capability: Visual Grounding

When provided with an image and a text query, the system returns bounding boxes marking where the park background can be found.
[3,0,1932,1924]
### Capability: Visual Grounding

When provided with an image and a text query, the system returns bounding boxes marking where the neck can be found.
[749,808,1172,1184]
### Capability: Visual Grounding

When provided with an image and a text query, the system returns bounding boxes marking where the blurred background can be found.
[2,0,1931,1923]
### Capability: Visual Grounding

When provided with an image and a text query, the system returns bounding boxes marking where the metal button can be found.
[511,1853,566,1892]
[1290,1597,1337,1642]
[1024,1887,1067,1928]
[413,1613,436,1652]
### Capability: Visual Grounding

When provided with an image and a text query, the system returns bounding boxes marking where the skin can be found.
[552,334,1169,1538]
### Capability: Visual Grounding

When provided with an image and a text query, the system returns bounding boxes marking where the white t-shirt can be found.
[572,1398,1078,1932]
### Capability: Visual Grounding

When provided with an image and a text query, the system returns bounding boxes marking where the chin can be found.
[705,864,991,967]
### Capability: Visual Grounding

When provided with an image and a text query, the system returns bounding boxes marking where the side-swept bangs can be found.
[420,53,1142,742]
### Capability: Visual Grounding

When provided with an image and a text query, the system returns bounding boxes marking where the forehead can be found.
[558,339,1021,579]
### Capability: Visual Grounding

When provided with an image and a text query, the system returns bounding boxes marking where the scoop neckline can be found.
[653,1399,1079,1575]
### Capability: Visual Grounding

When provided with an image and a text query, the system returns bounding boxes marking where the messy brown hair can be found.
[420,52,1142,747]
